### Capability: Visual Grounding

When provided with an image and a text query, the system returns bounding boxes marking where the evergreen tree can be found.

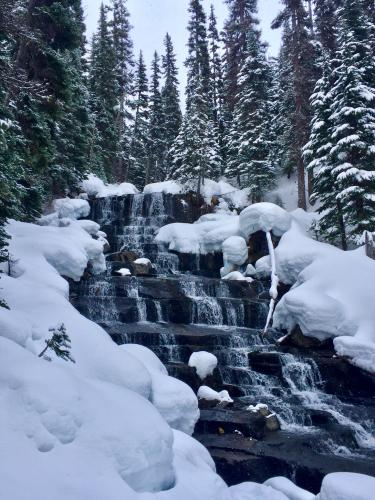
[226,28,275,199]
[223,0,259,115]
[272,0,318,209]
[148,52,165,184]
[111,0,134,182]
[208,5,226,173]
[129,51,149,188]
[89,3,119,181]
[161,33,182,177]
[314,0,342,54]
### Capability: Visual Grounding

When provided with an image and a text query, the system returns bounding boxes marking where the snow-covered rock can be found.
[229,482,289,500]
[244,264,257,277]
[188,352,218,380]
[81,173,138,198]
[197,386,233,404]
[222,236,248,266]
[116,268,132,276]
[240,202,292,239]
[318,472,375,500]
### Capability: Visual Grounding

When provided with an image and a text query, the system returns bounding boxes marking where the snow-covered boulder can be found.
[240,202,292,239]
[244,263,257,277]
[222,236,248,266]
[229,482,289,500]
[264,477,315,500]
[222,271,253,282]
[188,352,218,380]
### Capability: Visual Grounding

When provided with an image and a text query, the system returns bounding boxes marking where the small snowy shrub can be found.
[39,323,75,363]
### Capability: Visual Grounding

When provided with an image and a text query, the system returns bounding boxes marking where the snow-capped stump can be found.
[189,352,218,380]
[239,202,292,239]
[133,257,152,276]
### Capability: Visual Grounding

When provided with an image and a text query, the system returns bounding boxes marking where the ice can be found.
[189,351,218,380]
[81,173,139,198]
[240,202,292,239]
[197,386,233,404]
[318,472,375,500]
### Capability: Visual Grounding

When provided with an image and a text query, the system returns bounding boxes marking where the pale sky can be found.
[84,0,282,94]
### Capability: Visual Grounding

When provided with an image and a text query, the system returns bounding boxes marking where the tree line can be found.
[0,0,374,269]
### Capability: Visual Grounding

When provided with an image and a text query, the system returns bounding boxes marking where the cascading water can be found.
[72,190,375,482]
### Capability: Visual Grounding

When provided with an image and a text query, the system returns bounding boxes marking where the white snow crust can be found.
[222,236,249,266]
[188,351,218,380]
[240,202,292,239]
[318,472,375,500]
[81,173,139,198]
[264,477,315,500]
[197,386,233,404]
[143,181,182,195]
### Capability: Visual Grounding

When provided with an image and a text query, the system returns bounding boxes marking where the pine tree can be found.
[148,52,165,184]
[161,33,182,178]
[111,0,134,182]
[129,51,149,188]
[89,3,119,181]
[272,0,318,209]
[328,0,375,243]
[314,0,342,54]
[223,0,259,116]
[39,323,75,363]
[226,28,275,199]
[208,5,226,173]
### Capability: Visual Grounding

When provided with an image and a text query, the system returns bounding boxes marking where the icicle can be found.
[263,231,279,334]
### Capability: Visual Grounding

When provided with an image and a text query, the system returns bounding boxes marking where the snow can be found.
[240,202,292,239]
[144,181,182,195]
[271,214,375,373]
[134,257,152,265]
[265,174,299,212]
[244,264,257,276]
[53,197,91,220]
[198,386,233,404]
[247,403,269,415]
[81,173,139,198]
[156,212,240,255]
[117,268,132,276]
[222,236,249,266]
[222,271,253,282]
[229,482,289,500]
[121,344,199,436]
[318,472,375,500]
[264,478,315,500]
[188,351,218,380]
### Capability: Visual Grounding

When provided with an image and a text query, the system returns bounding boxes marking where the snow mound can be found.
[222,236,248,266]
[81,173,138,198]
[189,352,218,380]
[222,271,253,282]
[121,344,199,435]
[190,179,249,207]
[318,472,375,500]
[144,181,182,195]
[156,212,240,255]
[134,257,152,265]
[197,386,233,404]
[117,268,132,276]
[264,477,315,500]
[240,202,292,239]
[53,197,90,220]
[229,482,289,500]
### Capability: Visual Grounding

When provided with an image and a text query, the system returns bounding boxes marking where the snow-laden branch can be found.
[263,231,279,334]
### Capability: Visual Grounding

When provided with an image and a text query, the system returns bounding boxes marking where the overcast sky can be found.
[84,0,282,95]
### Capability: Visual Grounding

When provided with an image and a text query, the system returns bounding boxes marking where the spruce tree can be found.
[111,0,134,182]
[226,28,275,199]
[161,33,182,177]
[89,3,119,181]
[208,5,226,174]
[314,0,342,54]
[148,52,165,184]
[272,0,318,209]
[223,0,259,116]
[129,51,149,188]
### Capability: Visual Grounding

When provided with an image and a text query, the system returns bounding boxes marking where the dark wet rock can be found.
[195,408,267,439]
[280,325,334,350]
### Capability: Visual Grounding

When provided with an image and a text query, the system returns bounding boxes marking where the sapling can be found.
[38,323,75,363]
